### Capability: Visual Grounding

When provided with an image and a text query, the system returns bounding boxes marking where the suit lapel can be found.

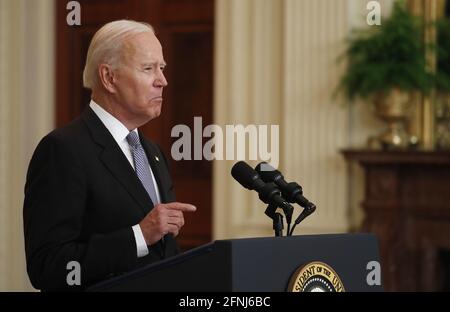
[81,107,154,215]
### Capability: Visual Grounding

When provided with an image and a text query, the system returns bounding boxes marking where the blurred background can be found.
[1,0,449,291]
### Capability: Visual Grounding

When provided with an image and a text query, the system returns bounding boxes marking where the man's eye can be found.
[160,67,165,72]
[144,67,152,71]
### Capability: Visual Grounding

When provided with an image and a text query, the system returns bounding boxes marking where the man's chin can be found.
[148,106,162,120]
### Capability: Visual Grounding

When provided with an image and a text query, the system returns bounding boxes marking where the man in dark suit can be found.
[23,20,196,291]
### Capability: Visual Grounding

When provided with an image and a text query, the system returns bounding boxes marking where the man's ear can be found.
[98,64,117,93]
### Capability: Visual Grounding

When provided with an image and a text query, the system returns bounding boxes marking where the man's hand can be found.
[138,202,196,245]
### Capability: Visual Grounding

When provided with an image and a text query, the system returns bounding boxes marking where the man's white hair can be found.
[83,20,154,90]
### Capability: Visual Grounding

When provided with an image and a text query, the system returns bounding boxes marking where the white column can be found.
[0,0,54,291]
[214,0,283,239]
[283,0,350,233]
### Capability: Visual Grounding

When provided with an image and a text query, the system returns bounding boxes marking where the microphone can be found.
[255,162,316,235]
[231,161,293,224]
[255,162,316,211]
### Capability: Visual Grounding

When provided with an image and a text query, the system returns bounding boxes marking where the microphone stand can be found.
[265,203,284,237]
[273,212,284,237]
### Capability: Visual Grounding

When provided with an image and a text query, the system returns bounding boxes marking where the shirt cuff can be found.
[132,224,149,258]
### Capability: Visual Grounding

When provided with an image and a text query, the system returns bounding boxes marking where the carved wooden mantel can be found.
[342,149,450,291]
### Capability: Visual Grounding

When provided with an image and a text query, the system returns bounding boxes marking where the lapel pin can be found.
[155,156,159,162]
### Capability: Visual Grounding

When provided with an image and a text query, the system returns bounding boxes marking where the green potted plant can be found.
[337,1,433,149]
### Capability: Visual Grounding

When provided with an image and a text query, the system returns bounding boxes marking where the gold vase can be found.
[373,89,413,149]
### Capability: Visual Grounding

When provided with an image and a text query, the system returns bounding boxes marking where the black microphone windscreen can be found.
[231,161,260,190]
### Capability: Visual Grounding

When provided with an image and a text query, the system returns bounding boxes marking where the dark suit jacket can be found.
[23,107,178,291]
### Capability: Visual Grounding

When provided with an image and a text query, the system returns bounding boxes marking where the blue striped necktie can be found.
[126,131,159,206]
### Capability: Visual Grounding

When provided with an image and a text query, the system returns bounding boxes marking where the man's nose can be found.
[155,71,168,88]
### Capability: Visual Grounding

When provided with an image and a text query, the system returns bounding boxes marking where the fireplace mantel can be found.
[342,149,450,291]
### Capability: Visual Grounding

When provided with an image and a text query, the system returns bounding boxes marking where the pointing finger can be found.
[165,202,196,212]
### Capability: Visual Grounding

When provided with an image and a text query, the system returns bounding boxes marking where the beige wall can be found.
[0,0,54,291]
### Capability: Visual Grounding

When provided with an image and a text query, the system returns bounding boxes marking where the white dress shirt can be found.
[90,100,161,258]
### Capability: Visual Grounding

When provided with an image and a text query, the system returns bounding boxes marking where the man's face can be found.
[113,32,168,125]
